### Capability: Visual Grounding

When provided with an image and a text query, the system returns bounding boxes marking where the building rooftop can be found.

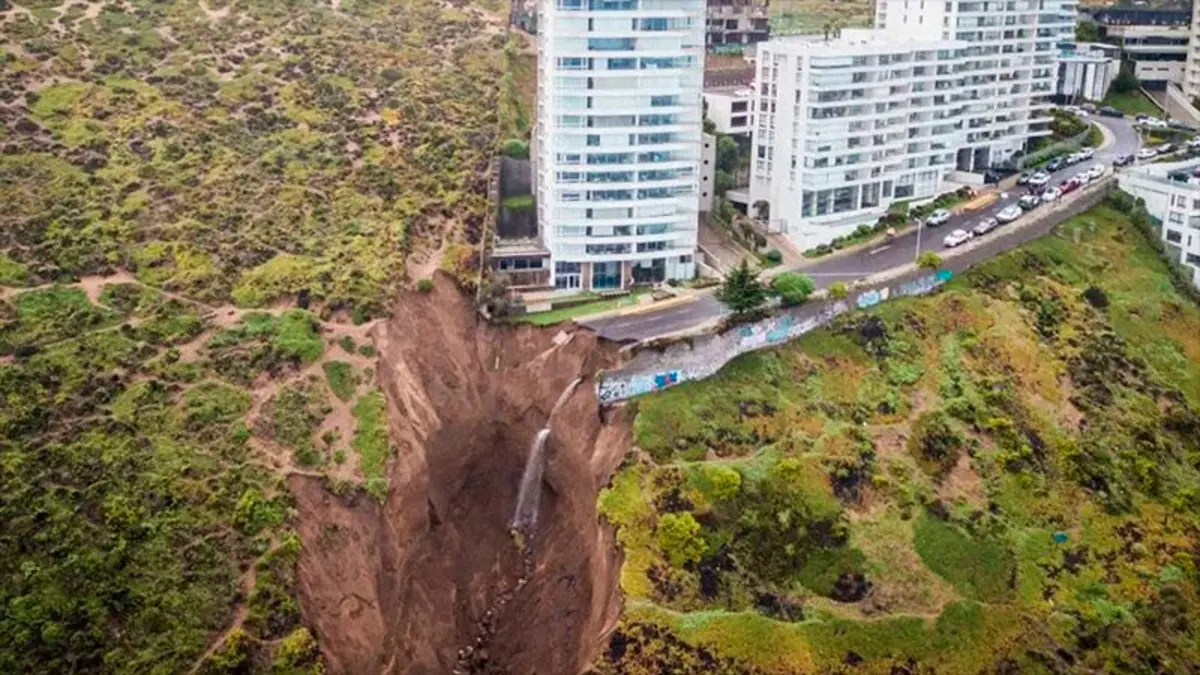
[765,28,962,53]
[703,85,755,97]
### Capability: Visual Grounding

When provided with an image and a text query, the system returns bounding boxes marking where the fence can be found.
[595,178,1116,404]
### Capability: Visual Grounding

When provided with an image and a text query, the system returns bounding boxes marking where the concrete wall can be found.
[596,269,954,403]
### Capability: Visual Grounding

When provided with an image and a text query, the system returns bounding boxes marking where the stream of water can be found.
[509,377,582,532]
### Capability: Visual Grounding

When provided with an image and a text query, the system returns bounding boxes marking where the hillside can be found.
[0,0,510,672]
[593,192,1200,673]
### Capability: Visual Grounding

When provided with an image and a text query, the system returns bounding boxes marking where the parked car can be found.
[1112,154,1133,167]
[943,229,973,248]
[1081,102,1097,113]
[1169,170,1191,183]
[996,205,1023,223]
[1076,171,1092,185]
[1188,137,1200,149]
[1028,171,1051,190]
[1146,118,1169,129]
[1158,143,1176,155]
[1018,194,1042,210]
[1169,120,1195,132]
[1046,157,1065,172]
[1042,187,1062,203]
[1059,178,1080,195]
[1077,148,1095,161]
[925,209,952,227]
[1137,147,1158,160]
[1098,106,1124,117]
[973,217,1000,236]
[1016,170,1033,185]
[1087,164,1107,181]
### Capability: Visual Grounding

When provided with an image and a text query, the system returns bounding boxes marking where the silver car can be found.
[972,217,999,236]
[996,205,1023,223]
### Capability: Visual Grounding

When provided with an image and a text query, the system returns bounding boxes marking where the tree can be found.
[657,512,706,568]
[753,199,770,221]
[829,281,849,299]
[1075,20,1099,43]
[715,135,740,174]
[918,251,942,270]
[715,260,768,319]
[1109,63,1139,96]
[771,272,815,307]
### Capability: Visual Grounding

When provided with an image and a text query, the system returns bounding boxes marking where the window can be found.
[636,241,668,253]
[589,0,637,9]
[607,57,637,70]
[561,192,582,202]
[586,243,632,255]
[731,101,749,113]
[557,57,589,70]
[587,135,601,146]
[558,0,584,8]
[589,38,635,51]
[639,18,669,30]
[1169,212,1185,224]
[1167,229,1183,244]
[680,255,693,264]
[650,95,677,107]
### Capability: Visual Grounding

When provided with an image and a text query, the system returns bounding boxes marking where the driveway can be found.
[584,116,1141,341]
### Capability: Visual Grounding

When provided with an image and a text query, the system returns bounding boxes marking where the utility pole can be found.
[914,214,924,262]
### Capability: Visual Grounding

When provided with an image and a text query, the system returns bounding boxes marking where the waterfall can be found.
[509,377,582,533]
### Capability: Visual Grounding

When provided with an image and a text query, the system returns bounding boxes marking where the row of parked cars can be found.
[939,162,1109,249]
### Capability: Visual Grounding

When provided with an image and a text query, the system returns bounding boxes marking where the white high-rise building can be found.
[535,0,705,291]
[748,31,970,250]
[876,0,1074,172]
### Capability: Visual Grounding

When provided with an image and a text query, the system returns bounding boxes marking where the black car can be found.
[1046,158,1064,172]
[1112,154,1133,167]
[1099,106,1124,118]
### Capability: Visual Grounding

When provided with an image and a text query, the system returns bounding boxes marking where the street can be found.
[584,116,1140,341]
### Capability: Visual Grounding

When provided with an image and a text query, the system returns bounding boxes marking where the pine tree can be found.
[715,260,768,319]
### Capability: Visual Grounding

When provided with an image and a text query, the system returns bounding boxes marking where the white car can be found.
[1188,138,1200,149]
[1075,171,1092,185]
[1136,147,1158,160]
[1028,172,1051,190]
[1041,187,1061,203]
[996,205,1023,224]
[925,209,952,227]
[1077,148,1095,161]
[943,229,973,248]
[1086,164,1107,181]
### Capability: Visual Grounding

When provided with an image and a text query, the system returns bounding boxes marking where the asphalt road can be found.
[584,115,1140,341]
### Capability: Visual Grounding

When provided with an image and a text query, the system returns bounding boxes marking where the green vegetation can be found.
[1101,89,1161,118]
[206,310,324,384]
[352,390,391,500]
[716,260,768,320]
[769,272,814,307]
[515,289,649,326]
[322,360,360,402]
[501,194,534,212]
[595,194,1200,673]
[1,0,497,671]
[260,377,330,466]
[917,251,942,270]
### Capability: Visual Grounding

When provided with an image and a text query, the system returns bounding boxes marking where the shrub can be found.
[656,512,706,568]
[771,272,815,307]
[1082,285,1110,309]
[416,278,435,293]
[918,251,942,270]
[829,281,849,299]
[764,249,783,264]
[908,410,966,477]
[499,138,529,159]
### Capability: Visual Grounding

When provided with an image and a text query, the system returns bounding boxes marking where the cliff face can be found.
[288,277,630,674]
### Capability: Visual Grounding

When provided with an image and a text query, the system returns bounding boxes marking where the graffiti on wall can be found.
[596,271,951,403]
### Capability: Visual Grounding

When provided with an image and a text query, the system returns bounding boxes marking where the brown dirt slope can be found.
[289,275,630,674]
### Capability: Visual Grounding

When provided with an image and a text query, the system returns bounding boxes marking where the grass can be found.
[1101,90,1162,118]
[0,286,116,353]
[912,514,1016,602]
[352,390,391,500]
[323,361,360,402]
[595,194,1200,672]
[501,194,534,212]
[0,253,30,286]
[516,288,650,326]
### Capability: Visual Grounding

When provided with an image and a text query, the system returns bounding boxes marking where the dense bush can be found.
[770,272,815,307]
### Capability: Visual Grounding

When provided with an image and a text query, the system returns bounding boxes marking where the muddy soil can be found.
[289,275,631,674]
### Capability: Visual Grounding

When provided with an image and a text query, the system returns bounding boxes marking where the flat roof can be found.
[703,85,754,97]
[763,28,963,54]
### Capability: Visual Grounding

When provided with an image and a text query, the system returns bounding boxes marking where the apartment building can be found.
[1186,3,1200,99]
[535,0,705,291]
[1057,40,1119,103]
[876,0,1073,173]
[1089,8,1190,87]
[706,0,770,48]
[1119,163,1200,290]
[748,31,970,250]
[702,85,755,134]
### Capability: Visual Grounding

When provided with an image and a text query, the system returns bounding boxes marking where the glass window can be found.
[607,57,637,70]
[650,95,677,107]
[587,135,601,146]
[639,18,669,30]
[558,0,584,8]
[589,38,635,51]
[1166,229,1183,244]
[589,0,636,8]
[556,57,589,70]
